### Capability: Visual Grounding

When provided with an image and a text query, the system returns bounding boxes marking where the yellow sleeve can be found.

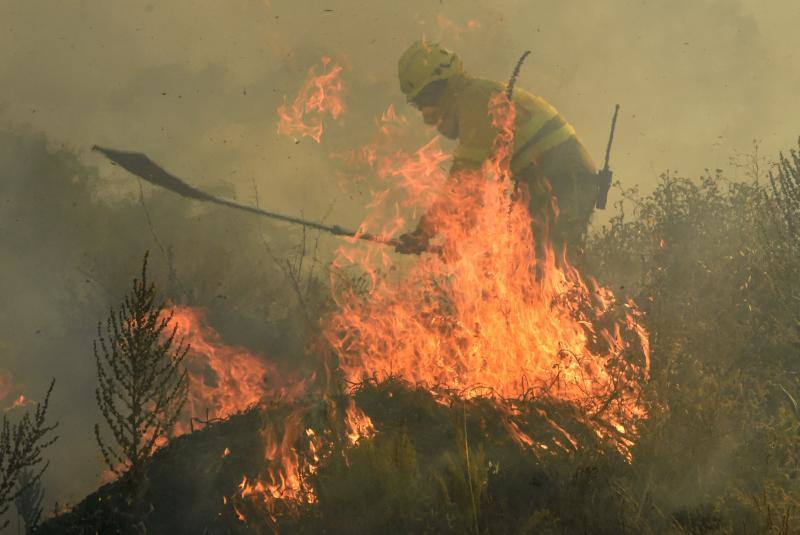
[451,81,499,172]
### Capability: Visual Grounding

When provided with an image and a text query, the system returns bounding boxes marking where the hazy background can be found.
[1,0,798,516]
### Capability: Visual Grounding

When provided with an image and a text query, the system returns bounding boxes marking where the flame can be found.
[234,408,321,524]
[9,394,27,409]
[277,57,344,143]
[344,398,375,445]
[167,306,306,435]
[324,93,650,453]
[260,410,315,503]
[153,306,376,523]
[0,370,29,411]
[96,307,298,485]
[232,397,378,524]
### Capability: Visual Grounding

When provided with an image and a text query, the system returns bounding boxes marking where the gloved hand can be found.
[395,228,431,255]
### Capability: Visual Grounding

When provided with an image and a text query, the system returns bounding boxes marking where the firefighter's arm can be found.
[395,140,484,254]
[396,92,494,254]
[450,152,486,175]
[395,157,483,254]
[395,214,436,254]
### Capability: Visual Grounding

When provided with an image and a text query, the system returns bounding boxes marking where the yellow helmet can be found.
[398,40,463,101]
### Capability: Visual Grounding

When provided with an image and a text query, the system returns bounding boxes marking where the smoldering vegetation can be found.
[581,148,800,532]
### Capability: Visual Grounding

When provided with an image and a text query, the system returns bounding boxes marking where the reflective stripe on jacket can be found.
[440,74,591,175]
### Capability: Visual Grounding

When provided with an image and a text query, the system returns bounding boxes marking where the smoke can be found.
[0,0,797,512]
[2,1,798,216]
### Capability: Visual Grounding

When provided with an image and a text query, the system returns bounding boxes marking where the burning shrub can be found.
[271,379,641,534]
[325,96,650,456]
[166,305,308,436]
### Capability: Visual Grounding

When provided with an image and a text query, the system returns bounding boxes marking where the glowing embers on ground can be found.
[324,94,650,453]
[277,56,345,143]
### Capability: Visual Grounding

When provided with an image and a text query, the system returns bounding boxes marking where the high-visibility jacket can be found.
[432,73,598,253]
[437,74,595,176]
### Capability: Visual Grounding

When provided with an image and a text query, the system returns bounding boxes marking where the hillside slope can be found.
[39,379,631,534]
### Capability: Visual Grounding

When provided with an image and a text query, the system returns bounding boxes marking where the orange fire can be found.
[167,307,317,521]
[133,90,647,527]
[236,409,318,523]
[0,370,30,411]
[162,306,377,523]
[325,94,650,452]
[233,398,376,524]
[168,306,305,435]
[277,57,344,143]
[344,398,375,445]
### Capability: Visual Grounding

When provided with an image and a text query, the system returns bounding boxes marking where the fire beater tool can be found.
[596,104,620,210]
[92,145,407,250]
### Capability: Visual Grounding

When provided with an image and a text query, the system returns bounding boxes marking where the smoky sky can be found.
[0,0,799,515]
[2,0,798,216]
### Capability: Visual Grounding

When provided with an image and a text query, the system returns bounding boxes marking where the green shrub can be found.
[586,152,800,531]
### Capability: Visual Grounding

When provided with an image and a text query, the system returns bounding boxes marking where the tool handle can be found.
[603,104,620,172]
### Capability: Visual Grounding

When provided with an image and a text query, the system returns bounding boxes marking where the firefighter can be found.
[395,40,599,259]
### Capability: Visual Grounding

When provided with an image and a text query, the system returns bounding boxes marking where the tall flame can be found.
[277,57,344,143]
[324,94,650,450]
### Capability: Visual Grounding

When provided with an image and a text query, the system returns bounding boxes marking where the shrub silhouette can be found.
[93,252,188,528]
